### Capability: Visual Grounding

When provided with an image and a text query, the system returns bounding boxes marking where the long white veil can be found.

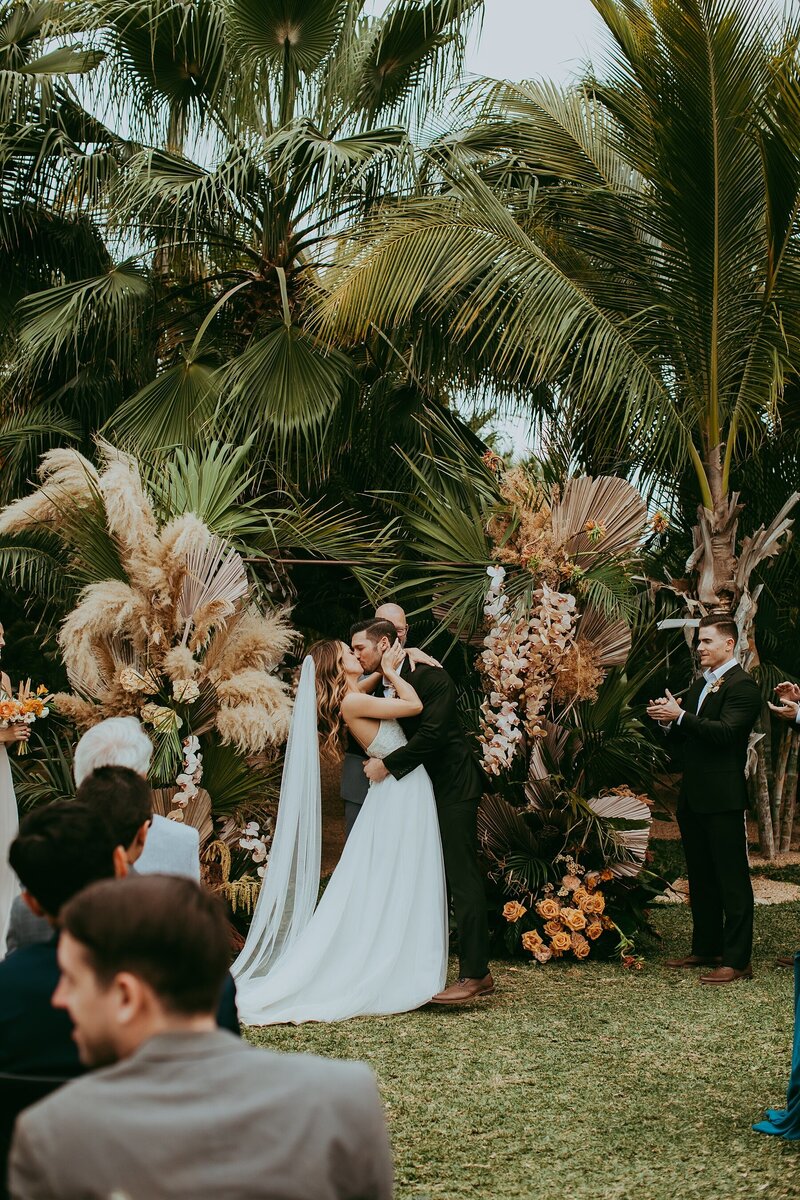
[232,656,321,984]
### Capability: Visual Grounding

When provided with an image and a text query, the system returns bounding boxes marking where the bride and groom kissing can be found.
[232,613,493,1025]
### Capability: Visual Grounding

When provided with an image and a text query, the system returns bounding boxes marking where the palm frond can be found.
[105,356,220,456]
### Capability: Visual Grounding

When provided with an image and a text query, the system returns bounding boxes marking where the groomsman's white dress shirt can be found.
[676,658,740,724]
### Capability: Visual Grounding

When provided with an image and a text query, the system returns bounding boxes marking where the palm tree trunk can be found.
[779,736,800,853]
[774,724,792,829]
[753,736,776,861]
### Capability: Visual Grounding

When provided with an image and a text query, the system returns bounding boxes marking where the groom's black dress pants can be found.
[677,804,754,970]
[438,795,490,980]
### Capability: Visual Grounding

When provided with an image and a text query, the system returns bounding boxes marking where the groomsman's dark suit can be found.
[380,661,490,980]
[667,663,761,970]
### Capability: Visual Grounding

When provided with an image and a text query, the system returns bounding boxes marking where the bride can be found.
[232,637,448,1024]
[0,621,31,950]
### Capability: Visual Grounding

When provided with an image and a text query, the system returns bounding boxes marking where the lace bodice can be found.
[365,720,407,760]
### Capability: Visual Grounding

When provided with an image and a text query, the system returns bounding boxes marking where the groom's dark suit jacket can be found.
[667,664,761,813]
[382,661,484,806]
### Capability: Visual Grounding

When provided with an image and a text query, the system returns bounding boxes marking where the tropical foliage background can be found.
[0,0,798,939]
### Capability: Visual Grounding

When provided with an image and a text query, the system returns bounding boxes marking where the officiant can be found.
[647,615,761,984]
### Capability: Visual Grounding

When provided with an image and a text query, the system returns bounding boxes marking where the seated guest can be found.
[9,875,394,1200]
[0,801,116,1077]
[73,716,200,880]
[0,780,238,1076]
[5,717,199,954]
[5,764,153,956]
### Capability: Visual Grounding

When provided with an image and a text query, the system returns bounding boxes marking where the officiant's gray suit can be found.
[9,1029,394,1200]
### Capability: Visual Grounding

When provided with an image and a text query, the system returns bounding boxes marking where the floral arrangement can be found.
[478,567,578,774]
[0,442,295,883]
[476,469,647,775]
[501,856,617,963]
[0,682,53,755]
[466,465,667,965]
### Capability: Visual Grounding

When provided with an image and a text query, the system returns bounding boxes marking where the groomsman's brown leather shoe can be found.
[776,955,796,968]
[428,974,494,1005]
[699,964,753,984]
[665,954,723,968]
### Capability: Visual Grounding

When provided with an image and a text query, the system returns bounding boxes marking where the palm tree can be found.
[1,0,484,477]
[317,0,800,643]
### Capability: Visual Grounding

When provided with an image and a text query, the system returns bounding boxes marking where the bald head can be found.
[374,603,408,646]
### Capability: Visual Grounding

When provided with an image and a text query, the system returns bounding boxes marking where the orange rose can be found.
[551,930,571,953]
[586,919,603,940]
[536,898,561,920]
[600,868,614,881]
[573,887,592,911]
[521,930,543,952]
[532,944,553,963]
[584,871,601,890]
[601,914,615,930]
[561,874,581,892]
[585,892,605,914]
[543,919,563,938]
[503,901,527,923]
[571,933,590,960]
[560,907,587,932]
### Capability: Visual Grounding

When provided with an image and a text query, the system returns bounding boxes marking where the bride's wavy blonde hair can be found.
[307,640,349,759]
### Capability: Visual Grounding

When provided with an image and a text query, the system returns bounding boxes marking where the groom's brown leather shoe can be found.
[776,955,796,968]
[428,974,494,1005]
[665,954,723,968]
[699,964,753,984]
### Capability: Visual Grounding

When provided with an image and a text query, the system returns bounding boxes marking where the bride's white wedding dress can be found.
[233,682,448,1025]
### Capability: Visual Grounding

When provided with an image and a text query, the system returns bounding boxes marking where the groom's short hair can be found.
[698,614,739,644]
[350,619,398,644]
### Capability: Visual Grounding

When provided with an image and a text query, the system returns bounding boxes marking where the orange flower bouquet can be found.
[499,855,626,965]
[0,681,54,754]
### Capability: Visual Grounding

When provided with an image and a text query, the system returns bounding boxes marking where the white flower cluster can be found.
[238,819,273,879]
[478,565,577,776]
[173,735,202,809]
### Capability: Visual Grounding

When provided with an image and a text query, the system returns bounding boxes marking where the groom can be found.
[350,619,493,1005]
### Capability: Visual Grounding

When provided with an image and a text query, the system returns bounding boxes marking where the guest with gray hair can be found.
[4,717,200,956]
[73,717,200,880]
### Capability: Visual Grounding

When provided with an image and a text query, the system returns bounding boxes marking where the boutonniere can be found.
[708,678,726,695]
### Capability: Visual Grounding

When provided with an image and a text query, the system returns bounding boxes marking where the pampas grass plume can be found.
[59,581,148,693]
[99,456,158,553]
[215,685,292,754]
[51,693,102,731]
[208,610,295,680]
[162,646,199,681]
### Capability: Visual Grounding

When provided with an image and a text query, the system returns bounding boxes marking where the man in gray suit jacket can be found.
[9,874,393,1200]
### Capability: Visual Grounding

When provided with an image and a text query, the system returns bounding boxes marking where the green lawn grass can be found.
[246,901,800,1200]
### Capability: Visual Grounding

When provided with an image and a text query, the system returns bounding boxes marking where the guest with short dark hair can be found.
[0,801,117,1077]
[5,767,153,954]
[9,875,394,1200]
[0,784,238,1078]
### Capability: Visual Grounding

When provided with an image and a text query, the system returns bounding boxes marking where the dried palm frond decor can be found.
[0,442,296,899]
